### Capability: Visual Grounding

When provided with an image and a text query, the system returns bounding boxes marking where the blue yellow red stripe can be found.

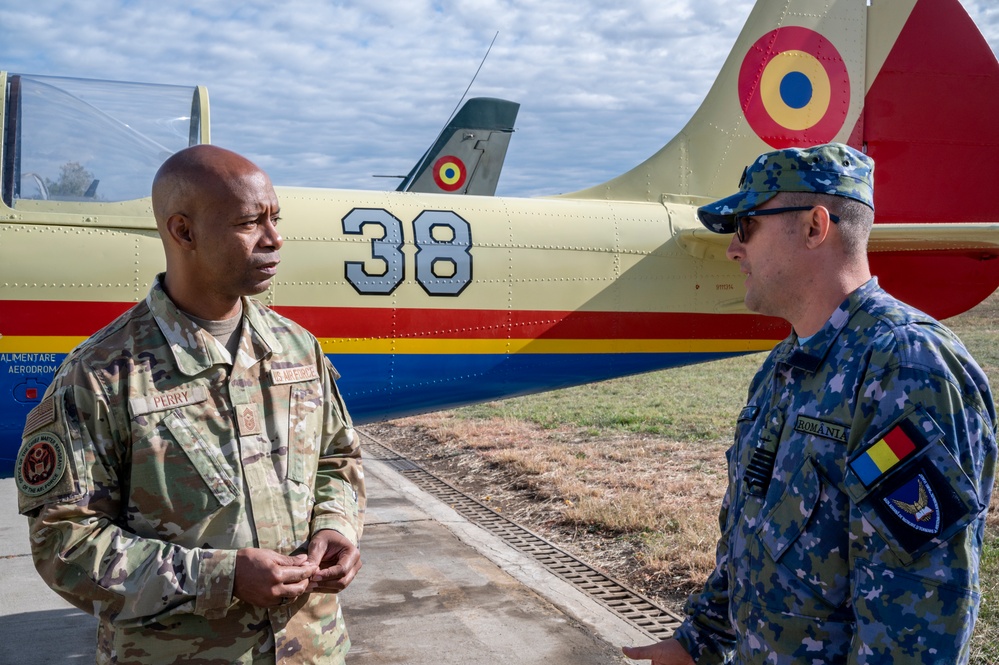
[0,300,791,341]
[851,426,918,487]
[0,299,787,446]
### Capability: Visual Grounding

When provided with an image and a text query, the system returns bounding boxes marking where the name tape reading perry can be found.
[130,386,209,417]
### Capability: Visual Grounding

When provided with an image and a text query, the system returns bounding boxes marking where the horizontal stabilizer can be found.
[677,222,999,319]
[678,224,999,261]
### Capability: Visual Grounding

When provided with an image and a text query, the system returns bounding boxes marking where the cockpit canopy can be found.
[2,73,207,207]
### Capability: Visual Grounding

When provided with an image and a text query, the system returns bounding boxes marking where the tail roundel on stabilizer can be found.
[568,0,999,320]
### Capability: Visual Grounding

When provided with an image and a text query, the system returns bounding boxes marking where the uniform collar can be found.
[780,277,882,372]
[147,274,282,376]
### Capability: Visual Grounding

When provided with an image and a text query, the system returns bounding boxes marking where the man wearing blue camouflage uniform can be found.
[624,143,996,663]
[15,145,365,663]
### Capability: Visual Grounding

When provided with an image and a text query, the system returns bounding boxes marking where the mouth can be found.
[256,260,280,277]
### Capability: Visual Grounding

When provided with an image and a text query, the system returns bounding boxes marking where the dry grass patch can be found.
[364,288,999,656]
[364,411,729,604]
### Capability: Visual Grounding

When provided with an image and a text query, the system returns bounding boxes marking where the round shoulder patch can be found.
[16,432,68,497]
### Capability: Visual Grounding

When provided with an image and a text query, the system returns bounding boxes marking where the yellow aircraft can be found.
[2,0,998,473]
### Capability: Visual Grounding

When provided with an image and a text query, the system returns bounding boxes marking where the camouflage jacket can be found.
[16,277,366,664]
[673,279,997,664]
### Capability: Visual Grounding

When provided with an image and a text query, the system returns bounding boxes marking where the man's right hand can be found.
[622,638,695,664]
[233,547,318,607]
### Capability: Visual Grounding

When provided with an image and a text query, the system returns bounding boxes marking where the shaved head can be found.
[151,144,283,319]
[152,144,266,232]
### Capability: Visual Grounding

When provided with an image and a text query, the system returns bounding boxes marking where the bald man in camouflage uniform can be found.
[15,145,365,664]
[624,143,996,664]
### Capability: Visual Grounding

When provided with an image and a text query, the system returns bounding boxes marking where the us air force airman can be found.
[15,144,366,664]
[624,143,997,664]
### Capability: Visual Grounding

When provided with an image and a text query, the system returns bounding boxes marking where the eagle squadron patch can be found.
[868,457,969,557]
[884,474,941,535]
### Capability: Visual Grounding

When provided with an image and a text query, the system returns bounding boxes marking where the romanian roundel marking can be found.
[739,26,850,148]
[16,431,67,497]
[432,156,467,192]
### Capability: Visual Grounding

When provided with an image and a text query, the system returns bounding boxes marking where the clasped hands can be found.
[233,529,361,608]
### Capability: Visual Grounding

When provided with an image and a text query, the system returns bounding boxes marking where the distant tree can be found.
[44,162,95,197]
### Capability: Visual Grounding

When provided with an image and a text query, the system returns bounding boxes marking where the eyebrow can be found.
[236,206,280,220]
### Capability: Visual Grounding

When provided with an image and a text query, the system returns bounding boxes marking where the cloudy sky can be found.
[2,0,997,198]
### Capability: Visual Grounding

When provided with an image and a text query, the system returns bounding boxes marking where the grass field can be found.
[371,288,998,661]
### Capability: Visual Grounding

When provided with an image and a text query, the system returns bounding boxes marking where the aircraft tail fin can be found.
[564,0,999,211]
[565,0,999,319]
[399,97,519,196]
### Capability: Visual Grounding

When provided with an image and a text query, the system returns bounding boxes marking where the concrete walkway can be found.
[1,455,648,663]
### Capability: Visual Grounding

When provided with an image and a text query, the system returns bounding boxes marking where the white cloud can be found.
[1,0,997,197]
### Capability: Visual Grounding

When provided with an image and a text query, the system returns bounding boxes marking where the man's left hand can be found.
[306,529,362,593]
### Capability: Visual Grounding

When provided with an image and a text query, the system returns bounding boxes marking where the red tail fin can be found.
[864,0,999,225]
[862,0,999,318]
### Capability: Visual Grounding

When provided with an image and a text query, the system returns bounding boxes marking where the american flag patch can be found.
[22,397,55,437]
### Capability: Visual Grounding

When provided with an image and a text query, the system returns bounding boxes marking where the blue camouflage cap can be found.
[697,143,875,234]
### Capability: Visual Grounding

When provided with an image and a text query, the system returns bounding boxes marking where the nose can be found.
[726,233,744,262]
[262,218,283,250]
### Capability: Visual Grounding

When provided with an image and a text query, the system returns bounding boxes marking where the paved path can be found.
[1,454,648,663]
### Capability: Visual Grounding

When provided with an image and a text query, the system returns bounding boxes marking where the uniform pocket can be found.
[759,457,821,562]
[757,457,852,609]
[127,411,238,536]
[734,601,853,664]
[287,376,324,485]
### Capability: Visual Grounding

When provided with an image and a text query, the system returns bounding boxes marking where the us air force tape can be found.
[16,431,68,497]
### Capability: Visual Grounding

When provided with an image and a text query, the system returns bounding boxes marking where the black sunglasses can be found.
[734,206,840,243]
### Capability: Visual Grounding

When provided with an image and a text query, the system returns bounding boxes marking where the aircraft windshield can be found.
[8,74,202,205]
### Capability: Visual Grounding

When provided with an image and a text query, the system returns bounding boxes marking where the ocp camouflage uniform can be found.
[15,276,365,664]
[673,279,997,663]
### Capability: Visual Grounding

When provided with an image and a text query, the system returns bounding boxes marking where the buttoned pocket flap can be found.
[759,457,821,562]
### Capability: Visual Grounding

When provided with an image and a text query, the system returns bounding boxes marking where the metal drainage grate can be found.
[361,434,683,640]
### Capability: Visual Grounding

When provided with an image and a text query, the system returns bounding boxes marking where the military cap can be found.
[697,142,875,234]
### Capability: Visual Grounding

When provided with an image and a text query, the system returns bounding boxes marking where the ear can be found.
[165,213,196,250]
[804,206,833,250]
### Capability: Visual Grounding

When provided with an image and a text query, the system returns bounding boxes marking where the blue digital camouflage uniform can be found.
[15,276,365,664]
[672,278,996,663]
